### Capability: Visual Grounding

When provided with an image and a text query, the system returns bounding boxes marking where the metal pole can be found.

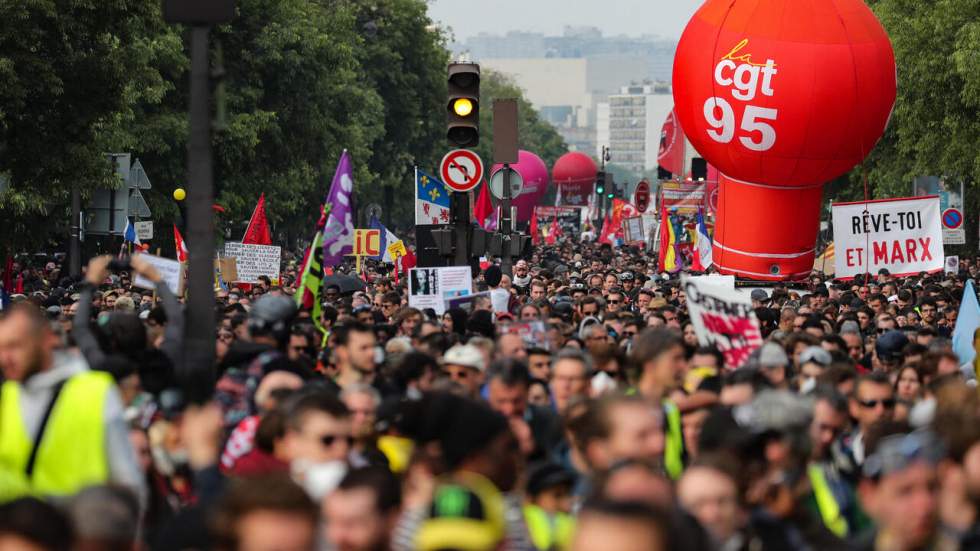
[69,187,81,277]
[501,164,513,275]
[452,191,470,267]
[183,26,216,399]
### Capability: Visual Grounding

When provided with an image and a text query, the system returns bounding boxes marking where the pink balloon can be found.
[492,150,549,223]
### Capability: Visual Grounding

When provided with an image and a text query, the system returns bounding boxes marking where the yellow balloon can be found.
[173,188,186,201]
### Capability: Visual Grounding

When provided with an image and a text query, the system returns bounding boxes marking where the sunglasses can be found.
[320,434,354,447]
[858,398,896,409]
[607,299,621,304]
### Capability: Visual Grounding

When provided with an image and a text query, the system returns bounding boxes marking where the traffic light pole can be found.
[452,191,470,267]
[501,164,513,276]
[183,26,216,401]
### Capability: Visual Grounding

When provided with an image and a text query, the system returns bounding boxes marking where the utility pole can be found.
[164,0,234,400]
[69,187,81,277]
[493,99,519,275]
[183,26,216,398]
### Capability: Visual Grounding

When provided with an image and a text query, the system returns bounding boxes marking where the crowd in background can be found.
[1,240,980,551]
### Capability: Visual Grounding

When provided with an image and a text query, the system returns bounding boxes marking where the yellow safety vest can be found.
[808,464,848,537]
[0,371,112,502]
[663,400,684,480]
[524,504,575,551]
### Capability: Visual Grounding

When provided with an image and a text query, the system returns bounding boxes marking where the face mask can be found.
[800,377,817,394]
[292,459,347,500]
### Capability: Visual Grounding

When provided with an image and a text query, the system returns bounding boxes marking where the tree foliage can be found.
[843,0,980,249]
[0,0,569,253]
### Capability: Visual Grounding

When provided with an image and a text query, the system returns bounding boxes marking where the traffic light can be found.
[595,171,606,195]
[606,184,615,200]
[447,62,480,147]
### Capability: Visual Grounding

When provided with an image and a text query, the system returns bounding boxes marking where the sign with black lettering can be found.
[683,275,763,369]
[831,196,943,279]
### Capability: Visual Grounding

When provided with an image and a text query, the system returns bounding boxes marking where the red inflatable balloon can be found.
[492,150,549,223]
[672,0,896,279]
[552,152,598,207]
[673,0,896,186]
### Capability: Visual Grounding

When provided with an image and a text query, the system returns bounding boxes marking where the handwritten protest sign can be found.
[133,254,184,295]
[224,242,281,283]
[683,275,763,369]
[831,196,943,279]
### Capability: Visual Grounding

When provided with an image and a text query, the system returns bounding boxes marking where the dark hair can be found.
[333,321,374,347]
[284,390,349,431]
[487,359,531,388]
[336,466,402,514]
[690,345,725,370]
[854,371,892,397]
[0,497,74,550]
[630,328,683,368]
[211,475,318,551]
[811,385,849,413]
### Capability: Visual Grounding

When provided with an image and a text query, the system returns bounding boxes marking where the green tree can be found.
[0,0,159,251]
[345,0,450,230]
[471,70,568,171]
[848,0,980,250]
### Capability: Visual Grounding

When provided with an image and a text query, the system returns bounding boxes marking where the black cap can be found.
[875,330,909,363]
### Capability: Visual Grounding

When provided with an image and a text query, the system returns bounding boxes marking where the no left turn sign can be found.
[440,149,484,192]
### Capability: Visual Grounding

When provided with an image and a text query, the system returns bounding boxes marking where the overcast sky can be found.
[426,0,704,41]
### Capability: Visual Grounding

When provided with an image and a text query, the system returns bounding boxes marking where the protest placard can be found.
[352,229,382,257]
[133,254,183,295]
[224,242,281,283]
[659,181,706,215]
[622,216,645,244]
[683,275,763,369]
[831,196,943,279]
[408,266,472,315]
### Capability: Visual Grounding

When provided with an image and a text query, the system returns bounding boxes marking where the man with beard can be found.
[333,322,379,391]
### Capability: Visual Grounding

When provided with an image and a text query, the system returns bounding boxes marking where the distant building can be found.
[603,83,674,174]
[453,27,677,157]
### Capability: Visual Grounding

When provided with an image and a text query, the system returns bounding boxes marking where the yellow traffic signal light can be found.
[447,62,480,147]
[452,98,474,117]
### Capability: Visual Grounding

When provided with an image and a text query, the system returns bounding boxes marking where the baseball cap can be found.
[799,346,832,367]
[875,330,909,363]
[443,344,486,372]
[863,429,943,480]
[750,289,769,302]
[417,475,506,551]
[758,342,789,367]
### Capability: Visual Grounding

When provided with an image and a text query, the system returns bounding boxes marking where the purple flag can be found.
[322,150,355,267]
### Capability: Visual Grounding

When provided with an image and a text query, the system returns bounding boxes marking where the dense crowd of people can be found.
[1,240,980,551]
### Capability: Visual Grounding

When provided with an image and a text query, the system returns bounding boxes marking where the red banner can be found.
[657,109,686,177]
[659,181,706,215]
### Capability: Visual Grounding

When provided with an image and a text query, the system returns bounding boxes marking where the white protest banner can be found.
[683,275,763,369]
[224,242,282,283]
[831,196,943,279]
[133,254,183,295]
[408,266,472,315]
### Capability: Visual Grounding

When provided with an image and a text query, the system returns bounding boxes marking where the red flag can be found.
[545,216,559,245]
[473,182,495,230]
[598,213,613,245]
[242,193,272,245]
[2,257,13,293]
[398,248,417,276]
[657,109,686,177]
[529,207,540,245]
[173,224,188,263]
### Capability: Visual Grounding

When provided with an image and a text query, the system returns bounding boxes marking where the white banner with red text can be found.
[831,196,943,279]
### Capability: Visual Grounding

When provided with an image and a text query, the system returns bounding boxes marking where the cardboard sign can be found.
[622,216,645,244]
[135,221,153,240]
[408,266,472,315]
[224,242,282,283]
[133,254,184,295]
[387,240,407,259]
[946,256,960,274]
[352,229,382,256]
[831,196,943,279]
[683,275,763,369]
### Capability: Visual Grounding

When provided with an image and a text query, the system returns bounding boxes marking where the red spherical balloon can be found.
[492,150,549,223]
[672,0,896,187]
[551,152,598,207]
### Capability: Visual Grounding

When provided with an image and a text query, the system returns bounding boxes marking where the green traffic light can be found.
[596,185,604,194]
